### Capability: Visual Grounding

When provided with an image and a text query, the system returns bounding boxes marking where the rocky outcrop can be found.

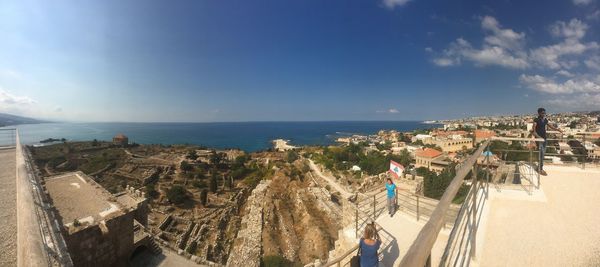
[261,172,341,265]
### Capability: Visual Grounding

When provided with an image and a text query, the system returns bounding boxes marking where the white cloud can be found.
[547,93,600,109]
[433,17,530,69]
[433,17,598,71]
[573,0,593,5]
[0,88,36,105]
[382,0,411,9]
[432,58,456,67]
[584,55,600,71]
[481,16,526,51]
[549,19,587,39]
[556,70,575,77]
[425,47,433,52]
[519,74,600,94]
[528,19,599,69]
[54,106,63,112]
[587,10,600,20]
[436,37,529,69]
[376,108,400,114]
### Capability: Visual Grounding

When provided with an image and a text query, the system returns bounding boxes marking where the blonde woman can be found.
[359,223,381,267]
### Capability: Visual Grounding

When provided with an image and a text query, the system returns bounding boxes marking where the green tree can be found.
[180,161,193,173]
[209,150,224,166]
[186,150,199,160]
[145,183,158,199]
[200,189,208,206]
[233,154,250,169]
[286,150,299,163]
[166,185,187,204]
[209,173,218,193]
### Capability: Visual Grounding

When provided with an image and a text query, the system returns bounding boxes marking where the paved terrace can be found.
[45,172,134,232]
[376,212,451,267]
[0,148,17,267]
[477,165,600,267]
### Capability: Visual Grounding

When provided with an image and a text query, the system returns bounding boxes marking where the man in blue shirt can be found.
[385,178,396,216]
[531,108,563,176]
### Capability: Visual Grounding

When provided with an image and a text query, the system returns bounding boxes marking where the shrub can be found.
[186,241,197,254]
[286,150,299,163]
[261,255,297,267]
[180,161,193,173]
[166,185,187,204]
[145,183,159,199]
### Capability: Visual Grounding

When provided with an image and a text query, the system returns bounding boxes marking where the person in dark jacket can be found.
[531,107,563,176]
[359,223,381,267]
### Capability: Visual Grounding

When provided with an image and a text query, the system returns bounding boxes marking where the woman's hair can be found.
[387,178,393,184]
[363,223,378,240]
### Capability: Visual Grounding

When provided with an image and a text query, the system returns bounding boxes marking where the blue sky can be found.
[0,0,599,122]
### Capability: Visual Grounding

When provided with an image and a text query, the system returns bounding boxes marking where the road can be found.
[308,159,352,198]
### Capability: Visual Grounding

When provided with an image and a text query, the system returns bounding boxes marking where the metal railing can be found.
[398,140,490,267]
[439,162,490,267]
[323,222,392,267]
[15,129,73,266]
[323,132,599,267]
[544,131,599,169]
[0,128,17,148]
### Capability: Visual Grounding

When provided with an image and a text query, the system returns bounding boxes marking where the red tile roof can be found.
[415,148,443,158]
[475,130,495,139]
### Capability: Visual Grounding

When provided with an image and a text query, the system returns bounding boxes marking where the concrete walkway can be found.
[477,165,600,267]
[376,211,451,267]
[0,148,17,266]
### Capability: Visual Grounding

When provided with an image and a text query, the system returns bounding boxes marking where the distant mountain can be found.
[0,113,46,127]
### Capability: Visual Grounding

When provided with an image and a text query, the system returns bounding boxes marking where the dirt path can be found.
[308,159,352,198]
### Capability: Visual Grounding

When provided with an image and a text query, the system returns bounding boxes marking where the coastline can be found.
[2,121,441,152]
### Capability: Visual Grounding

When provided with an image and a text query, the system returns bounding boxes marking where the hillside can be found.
[0,113,45,127]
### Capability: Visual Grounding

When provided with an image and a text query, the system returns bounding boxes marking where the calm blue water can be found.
[2,121,440,152]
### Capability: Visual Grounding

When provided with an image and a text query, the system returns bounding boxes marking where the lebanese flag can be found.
[389,160,404,178]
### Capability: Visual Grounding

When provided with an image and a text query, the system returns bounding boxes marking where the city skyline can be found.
[1,0,599,122]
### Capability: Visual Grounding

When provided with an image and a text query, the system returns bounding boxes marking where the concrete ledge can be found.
[16,132,51,267]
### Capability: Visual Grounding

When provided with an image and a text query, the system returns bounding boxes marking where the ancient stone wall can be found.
[64,210,135,267]
[226,180,271,267]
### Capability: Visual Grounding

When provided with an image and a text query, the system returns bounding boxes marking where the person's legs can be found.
[387,197,393,214]
[538,140,546,170]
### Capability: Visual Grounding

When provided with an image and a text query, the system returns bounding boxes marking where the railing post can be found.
[416,194,420,221]
[395,188,398,212]
[582,134,586,170]
[373,195,376,219]
[470,166,478,260]
[485,143,490,199]
[355,202,358,238]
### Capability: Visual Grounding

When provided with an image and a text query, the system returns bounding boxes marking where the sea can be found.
[1,121,441,152]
